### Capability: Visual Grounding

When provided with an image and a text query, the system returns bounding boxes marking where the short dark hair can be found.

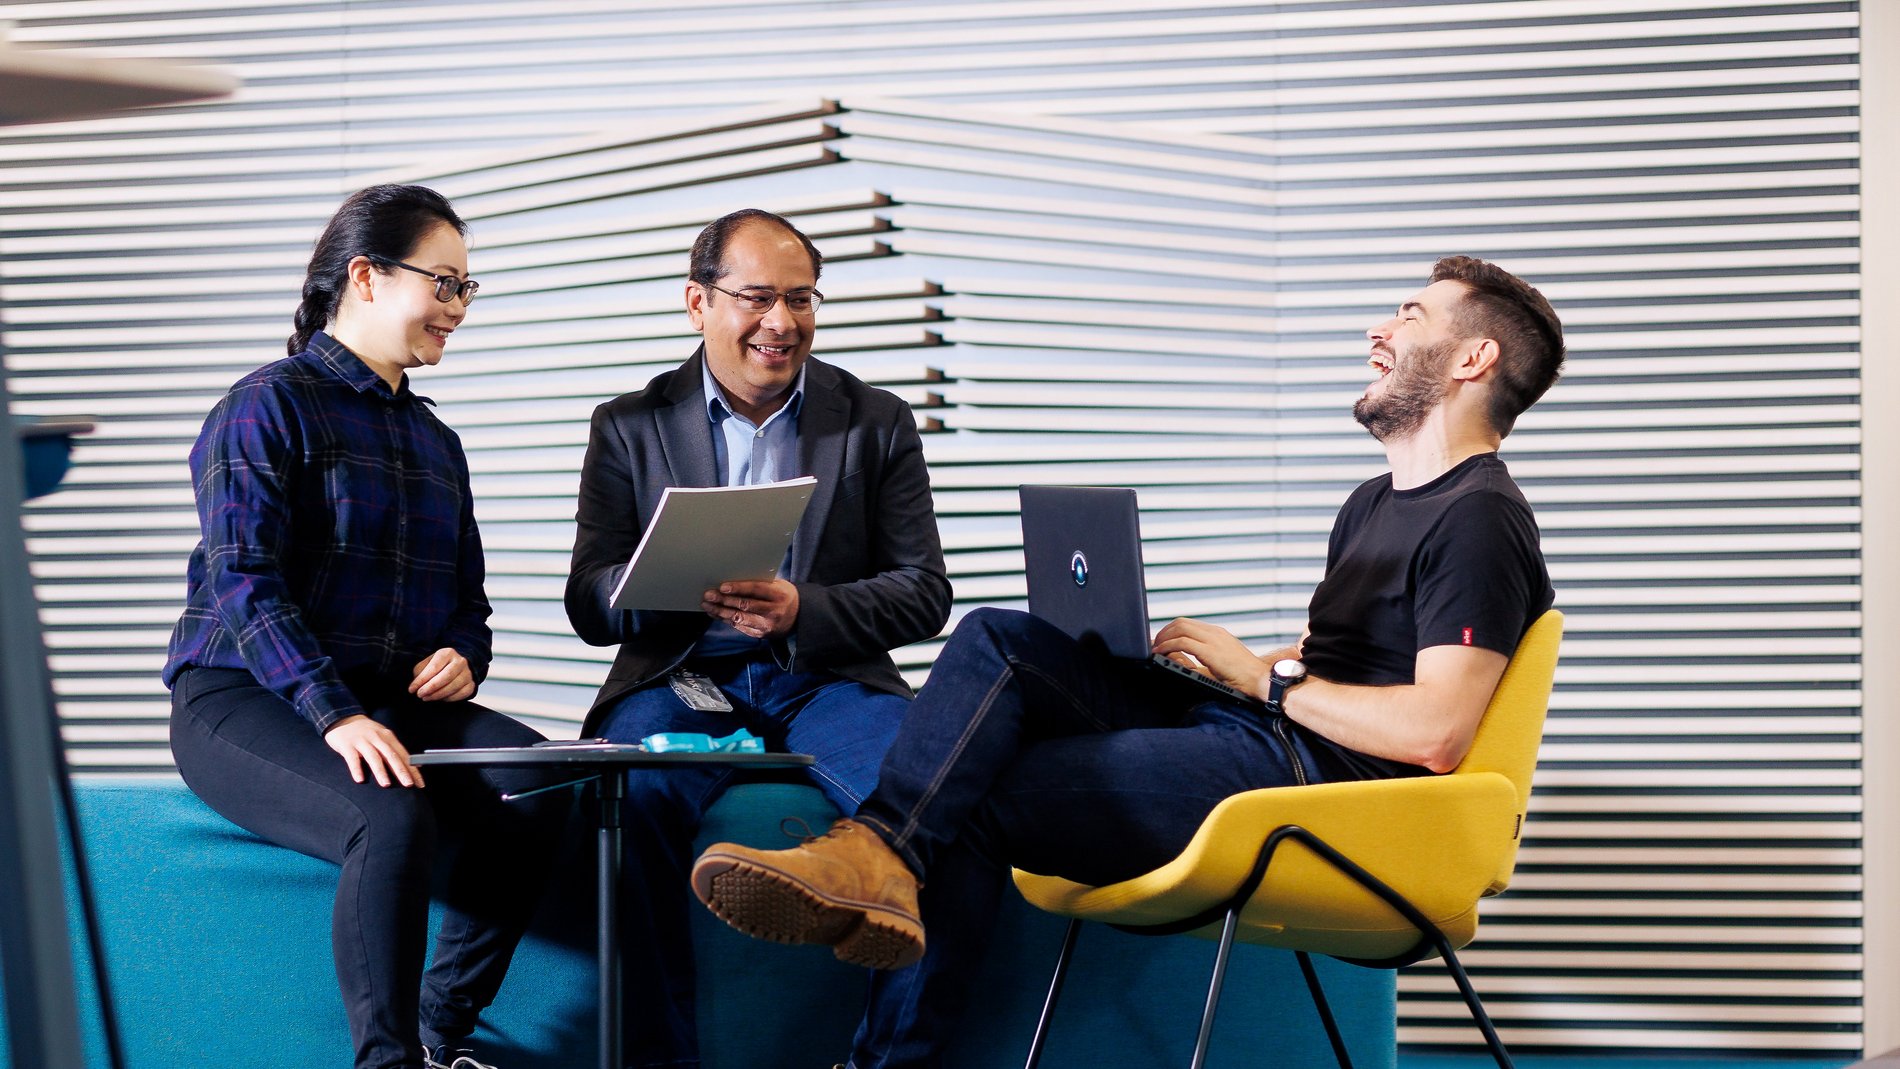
[289,184,466,356]
[1430,255,1564,436]
[688,209,823,289]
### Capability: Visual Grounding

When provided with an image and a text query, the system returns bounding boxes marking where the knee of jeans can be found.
[956,606,1047,653]
[959,605,1026,639]
[348,785,437,861]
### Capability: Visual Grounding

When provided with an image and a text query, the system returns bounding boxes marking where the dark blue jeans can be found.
[169,667,568,1069]
[847,608,1384,1069]
[596,649,910,1069]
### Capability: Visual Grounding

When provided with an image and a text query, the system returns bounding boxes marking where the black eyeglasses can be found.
[370,256,480,305]
[702,282,823,315]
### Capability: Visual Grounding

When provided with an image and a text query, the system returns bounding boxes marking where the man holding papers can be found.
[565,208,952,1069]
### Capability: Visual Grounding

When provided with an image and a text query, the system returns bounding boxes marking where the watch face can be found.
[1273,658,1306,683]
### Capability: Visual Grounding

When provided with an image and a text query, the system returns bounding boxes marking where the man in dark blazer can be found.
[565,208,952,1069]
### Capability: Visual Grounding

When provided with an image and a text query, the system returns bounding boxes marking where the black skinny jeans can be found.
[169,667,567,1069]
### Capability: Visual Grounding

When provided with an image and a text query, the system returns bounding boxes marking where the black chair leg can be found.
[1188,908,1240,1069]
[1430,936,1514,1069]
[1024,918,1083,1069]
[1295,951,1354,1069]
[1028,824,1517,1069]
[1275,826,1515,1069]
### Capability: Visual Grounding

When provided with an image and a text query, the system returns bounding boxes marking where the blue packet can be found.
[641,728,765,754]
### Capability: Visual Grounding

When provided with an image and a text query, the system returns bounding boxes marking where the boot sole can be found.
[691,853,925,970]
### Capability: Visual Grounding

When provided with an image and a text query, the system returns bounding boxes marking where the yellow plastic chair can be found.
[1013,611,1563,1069]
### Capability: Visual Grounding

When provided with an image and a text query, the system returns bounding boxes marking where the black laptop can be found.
[1018,485,1263,708]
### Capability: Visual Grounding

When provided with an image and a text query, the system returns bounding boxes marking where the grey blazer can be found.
[564,348,952,735]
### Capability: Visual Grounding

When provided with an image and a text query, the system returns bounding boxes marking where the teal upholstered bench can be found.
[24,778,1395,1068]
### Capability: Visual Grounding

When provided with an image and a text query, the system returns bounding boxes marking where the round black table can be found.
[409,745,814,1069]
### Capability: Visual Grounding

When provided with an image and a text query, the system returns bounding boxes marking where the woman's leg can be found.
[373,696,566,1051]
[170,668,435,1069]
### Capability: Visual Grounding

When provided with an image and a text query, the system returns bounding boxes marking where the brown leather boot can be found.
[691,818,924,969]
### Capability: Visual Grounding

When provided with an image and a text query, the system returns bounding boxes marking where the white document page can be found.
[608,476,818,612]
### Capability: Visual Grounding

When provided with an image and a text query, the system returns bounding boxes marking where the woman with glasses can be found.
[164,184,562,1069]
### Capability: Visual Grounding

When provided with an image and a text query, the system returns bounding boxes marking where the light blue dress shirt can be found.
[693,359,806,657]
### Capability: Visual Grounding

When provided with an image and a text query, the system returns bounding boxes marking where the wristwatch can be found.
[1265,658,1307,715]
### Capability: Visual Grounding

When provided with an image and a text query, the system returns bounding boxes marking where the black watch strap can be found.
[1266,658,1306,714]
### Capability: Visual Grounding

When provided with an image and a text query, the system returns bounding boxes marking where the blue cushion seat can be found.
[11,777,1395,1068]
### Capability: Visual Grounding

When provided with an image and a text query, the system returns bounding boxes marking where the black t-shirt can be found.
[1303,453,1554,691]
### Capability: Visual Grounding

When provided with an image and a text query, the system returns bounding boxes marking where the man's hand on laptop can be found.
[703,578,800,639]
[1152,618,1270,700]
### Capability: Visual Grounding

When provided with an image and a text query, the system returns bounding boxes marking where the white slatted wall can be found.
[0,0,1863,1056]
[386,99,1285,724]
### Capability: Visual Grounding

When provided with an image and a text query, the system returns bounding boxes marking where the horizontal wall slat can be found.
[0,0,1863,1054]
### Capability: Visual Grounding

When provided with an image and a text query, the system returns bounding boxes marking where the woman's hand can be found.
[323,714,424,788]
[1152,617,1271,699]
[410,647,476,702]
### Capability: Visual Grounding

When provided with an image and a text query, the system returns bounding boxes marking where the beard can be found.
[1353,337,1455,442]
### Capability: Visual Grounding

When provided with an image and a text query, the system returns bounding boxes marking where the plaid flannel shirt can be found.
[163,331,491,732]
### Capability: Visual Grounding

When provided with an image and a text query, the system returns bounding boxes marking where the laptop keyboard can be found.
[1149,654,1265,708]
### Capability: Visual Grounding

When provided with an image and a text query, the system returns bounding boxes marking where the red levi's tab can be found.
[1462,627,1473,646]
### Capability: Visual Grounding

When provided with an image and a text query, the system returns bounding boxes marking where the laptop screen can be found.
[1019,485,1153,660]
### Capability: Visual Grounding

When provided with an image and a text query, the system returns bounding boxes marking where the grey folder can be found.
[610,476,818,612]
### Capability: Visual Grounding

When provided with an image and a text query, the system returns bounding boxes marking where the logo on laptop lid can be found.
[1070,550,1089,587]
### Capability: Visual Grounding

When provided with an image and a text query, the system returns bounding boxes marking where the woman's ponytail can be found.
[287,276,337,356]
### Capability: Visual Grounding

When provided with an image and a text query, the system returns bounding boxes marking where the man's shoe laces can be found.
[423,1044,498,1069]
